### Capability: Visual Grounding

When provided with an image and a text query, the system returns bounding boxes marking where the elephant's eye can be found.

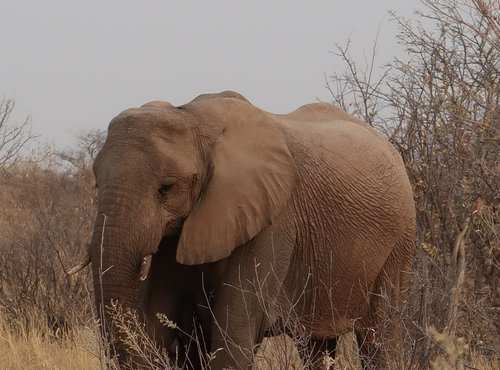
[158,183,174,196]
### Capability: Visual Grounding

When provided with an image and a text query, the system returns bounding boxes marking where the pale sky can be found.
[0,1,422,148]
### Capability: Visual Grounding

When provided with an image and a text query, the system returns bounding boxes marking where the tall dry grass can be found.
[1,306,498,369]
[0,312,99,370]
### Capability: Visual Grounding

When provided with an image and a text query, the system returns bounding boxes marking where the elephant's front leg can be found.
[209,231,294,369]
[209,286,265,369]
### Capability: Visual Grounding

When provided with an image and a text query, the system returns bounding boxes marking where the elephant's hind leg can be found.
[302,337,337,370]
[355,233,414,369]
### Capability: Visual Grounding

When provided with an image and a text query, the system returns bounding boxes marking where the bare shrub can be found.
[0,131,103,335]
[0,98,35,165]
[327,0,499,367]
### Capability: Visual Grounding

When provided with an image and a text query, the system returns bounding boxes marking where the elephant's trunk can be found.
[89,210,154,365]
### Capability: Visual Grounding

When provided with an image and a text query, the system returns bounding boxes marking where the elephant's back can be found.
[277,103,412,195]
[279,112,415,254]
[276,111,411,204]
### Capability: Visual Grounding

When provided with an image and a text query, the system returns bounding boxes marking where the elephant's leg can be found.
[355,268,405,370]
[305,337,337,370]
[209,279,267,369]
[174,304,207,370]
[355,234,414,369]
[209,231,295,370]
[355,317,382,369]
[143,240,211,369]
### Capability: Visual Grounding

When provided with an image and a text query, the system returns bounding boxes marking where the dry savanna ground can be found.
[0,0,498,369]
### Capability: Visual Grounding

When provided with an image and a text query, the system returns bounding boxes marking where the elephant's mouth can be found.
[163,218,184,237]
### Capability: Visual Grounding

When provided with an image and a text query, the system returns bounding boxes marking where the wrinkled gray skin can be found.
[88,91,415,369]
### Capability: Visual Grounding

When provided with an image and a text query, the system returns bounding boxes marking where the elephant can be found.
[69,91,415,369]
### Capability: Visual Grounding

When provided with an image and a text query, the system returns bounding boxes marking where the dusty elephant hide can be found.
[71,90,416,370]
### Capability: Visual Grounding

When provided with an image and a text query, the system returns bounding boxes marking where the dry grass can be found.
[1,312,498,370]
[0,313,99,370]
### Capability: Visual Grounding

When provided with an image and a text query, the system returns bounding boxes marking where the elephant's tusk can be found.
[139,254,153,281]
[67,254,91,275]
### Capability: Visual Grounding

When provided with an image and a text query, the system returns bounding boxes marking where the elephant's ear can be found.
[176,105,297,265]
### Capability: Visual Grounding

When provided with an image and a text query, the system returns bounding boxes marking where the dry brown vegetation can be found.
[327,0,499,368]
[0,0,498,368]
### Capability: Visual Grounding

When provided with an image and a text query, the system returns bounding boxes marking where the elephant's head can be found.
[71,91,297,361]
